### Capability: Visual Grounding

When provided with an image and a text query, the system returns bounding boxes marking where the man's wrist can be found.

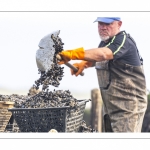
[72,47,85,60]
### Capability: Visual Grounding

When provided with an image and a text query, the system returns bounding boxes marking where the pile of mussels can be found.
[0,89,79,109]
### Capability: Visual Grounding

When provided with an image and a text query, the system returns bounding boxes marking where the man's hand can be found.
[58,47,85,65]
[71,60,94,76]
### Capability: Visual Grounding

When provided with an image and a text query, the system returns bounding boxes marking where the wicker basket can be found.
[0,101,15,132]
[8,99,89,132]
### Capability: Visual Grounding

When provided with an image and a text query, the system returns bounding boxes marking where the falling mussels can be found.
[33,33,65,91]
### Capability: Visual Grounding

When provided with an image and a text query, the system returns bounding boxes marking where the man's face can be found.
[98,21,122,41]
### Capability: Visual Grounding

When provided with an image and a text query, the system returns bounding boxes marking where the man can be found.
[57,17,147,132]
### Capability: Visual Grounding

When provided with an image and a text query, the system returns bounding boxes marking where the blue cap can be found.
[93,17,121,23]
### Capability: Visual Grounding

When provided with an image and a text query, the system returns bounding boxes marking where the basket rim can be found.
[8,106,69,111]
[8,99,90,111]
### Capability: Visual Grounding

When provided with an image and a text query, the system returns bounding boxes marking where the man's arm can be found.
[58,47,113,65]
[84,47,114,62]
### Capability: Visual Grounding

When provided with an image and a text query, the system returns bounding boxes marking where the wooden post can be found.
[90,88,103,132]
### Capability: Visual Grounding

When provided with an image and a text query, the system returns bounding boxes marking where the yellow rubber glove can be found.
[71,60,94,76]
[58,47,84,65]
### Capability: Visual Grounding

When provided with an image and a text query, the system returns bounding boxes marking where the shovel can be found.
[36,30,84,76]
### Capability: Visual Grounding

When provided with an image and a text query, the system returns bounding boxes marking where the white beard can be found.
[99,35,110,42]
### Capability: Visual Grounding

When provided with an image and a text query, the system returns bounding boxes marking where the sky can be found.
[0,12,150,108]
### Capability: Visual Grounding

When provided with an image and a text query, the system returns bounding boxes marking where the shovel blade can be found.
[36,30,60,72]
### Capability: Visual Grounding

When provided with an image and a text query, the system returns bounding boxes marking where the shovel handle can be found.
[56,55,84,76]
[65,63,84,76]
